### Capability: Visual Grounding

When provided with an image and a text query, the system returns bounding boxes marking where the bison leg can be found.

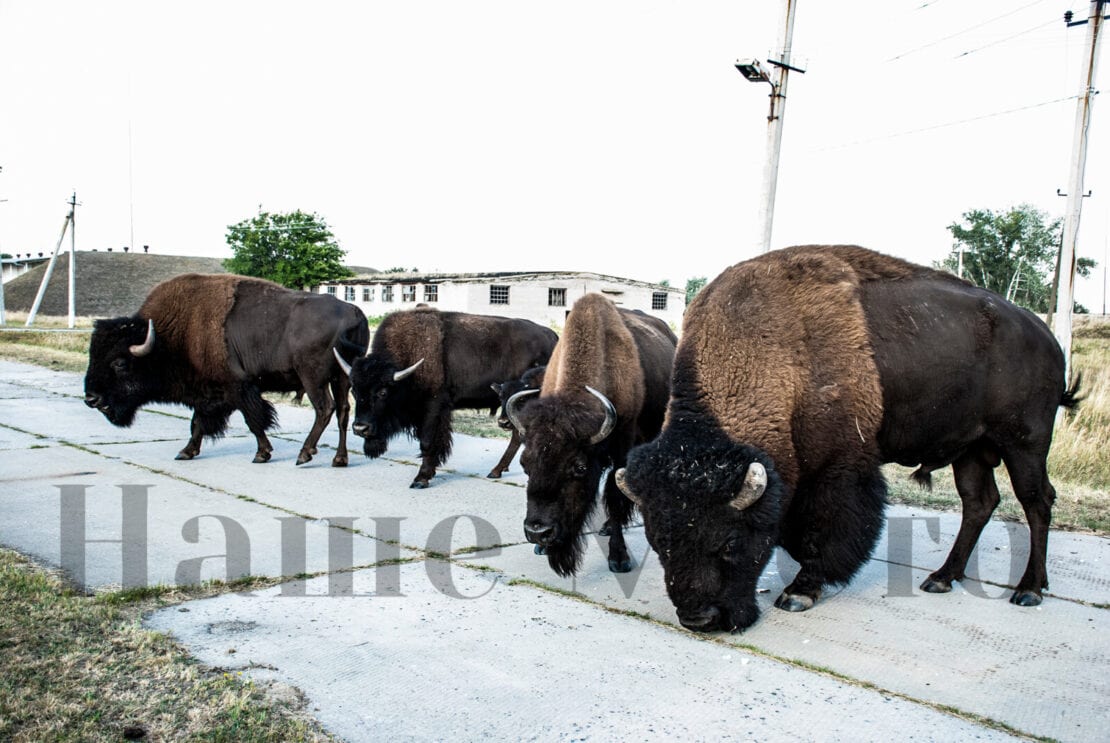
[295,383,336,466]
[777,465,886,612]
[601,468,635,573]
[1003,450,1056,607]
[237,386,277,463]
[487,429,521,479]
[176,407,231,460]
[330,375,352,467]
[412,402,453,488]
[921,446,1002,595]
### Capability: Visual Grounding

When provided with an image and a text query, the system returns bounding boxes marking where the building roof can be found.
[331,270,682,293]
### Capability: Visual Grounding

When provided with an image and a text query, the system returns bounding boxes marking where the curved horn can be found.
[129,319,155,357]
[729,462,767,511]
[393,358,424,382]
[614,467,642,507]
[504,388,539,436]
[585,386,617,445]
[332,347,353,378]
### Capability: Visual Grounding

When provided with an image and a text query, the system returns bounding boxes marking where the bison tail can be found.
[240,386,279,433]
[1061,373,1083,411]
[910,467,933,492]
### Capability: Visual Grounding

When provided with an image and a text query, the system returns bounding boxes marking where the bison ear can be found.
[614,467,643,508]
[129,319,155,357]
[393,358,424,382]
[729,462,767,511]
[333,347,353,378]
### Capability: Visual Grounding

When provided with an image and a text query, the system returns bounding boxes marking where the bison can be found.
[616,245,1080,633]
[506,294,677,577]
[335,307,557,488]
[486,365,546,479]
[84,273,369,466]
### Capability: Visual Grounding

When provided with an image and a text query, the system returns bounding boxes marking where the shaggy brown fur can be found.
[138,273,245,383]
[680,246,890,487]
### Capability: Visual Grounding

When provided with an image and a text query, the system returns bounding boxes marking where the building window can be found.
[326,286,337,296]
[548,288,566,307]
[344,286,356,302]
[401,284,417,302]
[424,284,439,302]
[490,285,510,305]
[363,287,373,302]
[382,286,394,303]
[652,292,668,311]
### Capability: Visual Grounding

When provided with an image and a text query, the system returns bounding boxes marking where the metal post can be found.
[26,210,72,326]
[1055,0,1105,378]
[67,191,77,328]
[757,0,799,253]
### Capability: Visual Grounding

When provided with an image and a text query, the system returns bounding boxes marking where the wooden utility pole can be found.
[1055,1,1106,378]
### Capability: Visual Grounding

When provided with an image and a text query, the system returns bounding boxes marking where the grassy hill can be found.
[3,251,228,318]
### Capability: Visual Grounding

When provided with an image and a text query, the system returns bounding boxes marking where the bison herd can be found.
[84,246,1080,633]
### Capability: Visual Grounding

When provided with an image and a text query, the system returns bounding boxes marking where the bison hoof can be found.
[1010,590,1043,607]
[486,470,503,479]
[920,576,953,594]
[332,455,348,468]
[253,451,272,464]
[410,479,430,489]
[598,525,612,537]
[533,545,546,556]
[774,592,816,612]
[175,450,197,461]
[296,451,313,465]
[608,557,634,573]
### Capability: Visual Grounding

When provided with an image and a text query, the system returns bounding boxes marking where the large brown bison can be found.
[84,273,369,466]
[506,294,677,576]
[616,245,1079,633]
[336,307,557,488]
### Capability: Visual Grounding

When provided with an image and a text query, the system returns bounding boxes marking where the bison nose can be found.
[677,605,723,633]
[351,421,372,437]
[523,520,555,546]
[85,393,102,409]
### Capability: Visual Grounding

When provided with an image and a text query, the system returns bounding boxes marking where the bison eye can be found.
[570,461,589,478]
[110,358,128,374]
[376,389,388,399]
[720,536,741,561]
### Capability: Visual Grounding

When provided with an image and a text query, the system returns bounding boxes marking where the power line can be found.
[809,94,1080,153]
[888,0,1052,61]
[954,17,1060,58]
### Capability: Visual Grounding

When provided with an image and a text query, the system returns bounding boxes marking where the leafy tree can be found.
[0,253,11,259]
[685,277,707,307]
[941,205,1095,313]
[223,210,352,289]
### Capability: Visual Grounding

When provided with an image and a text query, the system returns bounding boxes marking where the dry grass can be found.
[0,548,337,742]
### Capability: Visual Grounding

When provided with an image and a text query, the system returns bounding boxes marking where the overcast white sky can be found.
[1,0,1107,311]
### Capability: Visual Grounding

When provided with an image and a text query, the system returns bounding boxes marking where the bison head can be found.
[511,386,617,577]
[336,350,423,458]
[617,422,785,633]
[492,365,545,431]
[84,317,159,427]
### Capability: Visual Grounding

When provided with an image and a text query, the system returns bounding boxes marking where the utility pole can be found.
[67,191,77,328]
[736,0,804,254]
[1055,1,1106,378]
[26,193,78,327]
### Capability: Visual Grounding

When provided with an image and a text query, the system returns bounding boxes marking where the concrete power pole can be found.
[757,0,800,254]
[1055,0,1106,379]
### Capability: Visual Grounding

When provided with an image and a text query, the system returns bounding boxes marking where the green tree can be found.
[941,205,1095,313]
[223,210,352,289]
[685,277,707,307]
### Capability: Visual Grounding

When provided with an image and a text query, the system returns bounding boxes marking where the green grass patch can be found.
[0,548,337,742]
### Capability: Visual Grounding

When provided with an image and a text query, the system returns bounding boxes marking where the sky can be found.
[1,0,1108,312]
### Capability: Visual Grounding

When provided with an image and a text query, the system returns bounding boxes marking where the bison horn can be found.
[129,319,155,357]
[729,462,767,511]
[332,347,353,378]
[585,386,617,445]
[393,358,424,382]
[505,388,540,436]
[614,467,642,507]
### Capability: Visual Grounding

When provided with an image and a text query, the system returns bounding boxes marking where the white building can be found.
[2,255,50,284]
[316,271,685,330]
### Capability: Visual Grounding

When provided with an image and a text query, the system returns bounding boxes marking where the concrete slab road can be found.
[1,360,1107,742]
